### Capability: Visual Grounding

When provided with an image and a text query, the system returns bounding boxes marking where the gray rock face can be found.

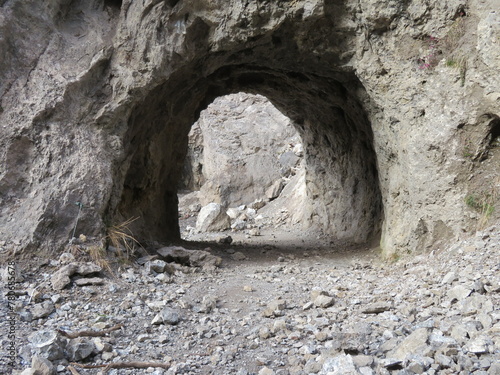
[0,0,498,256]
[184,93,301,208]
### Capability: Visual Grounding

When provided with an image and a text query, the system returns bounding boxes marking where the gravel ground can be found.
[1,224,499,375]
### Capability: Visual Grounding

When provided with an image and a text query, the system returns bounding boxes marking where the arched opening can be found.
[112,62,383,249]
[178,92,308,243]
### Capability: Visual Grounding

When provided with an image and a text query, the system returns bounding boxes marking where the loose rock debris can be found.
[1,226,499,374]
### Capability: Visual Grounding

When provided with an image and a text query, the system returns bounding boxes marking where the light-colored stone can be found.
[152,307,181,325]
[313,294,335,308]
[31,355,56,375]
[389,328,429,361]
[361,301,392,314]
[319,353,358,375]
[31,301,55,320]
[67,338,95,361]
[447,285,473,302]
[74,277,104,286]
[196,203,231,232]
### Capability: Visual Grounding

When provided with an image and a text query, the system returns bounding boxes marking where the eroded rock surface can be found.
[0,0,499,255]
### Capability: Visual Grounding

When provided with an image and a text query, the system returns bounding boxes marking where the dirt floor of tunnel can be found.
[178,213,382,268]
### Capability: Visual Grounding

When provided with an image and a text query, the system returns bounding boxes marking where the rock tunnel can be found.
[113,40,383,246]
[4,0,494,256]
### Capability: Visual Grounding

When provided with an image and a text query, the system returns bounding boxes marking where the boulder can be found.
[196,203,231,232]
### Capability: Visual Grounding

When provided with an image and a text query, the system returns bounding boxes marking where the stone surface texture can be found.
[183,93,301,208]
[0,0,499,256]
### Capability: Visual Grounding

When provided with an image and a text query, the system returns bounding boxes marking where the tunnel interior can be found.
[178,91,307,240]
[112,14,384,248]
[114,66,382,247]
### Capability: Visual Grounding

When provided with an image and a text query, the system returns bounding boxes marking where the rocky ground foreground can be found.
[1,223,499,375]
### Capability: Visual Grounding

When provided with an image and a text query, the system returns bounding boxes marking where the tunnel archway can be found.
[110,10,383,248]
[113,62,383,247]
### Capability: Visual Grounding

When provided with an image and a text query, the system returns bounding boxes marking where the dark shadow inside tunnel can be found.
[111,61,384,250]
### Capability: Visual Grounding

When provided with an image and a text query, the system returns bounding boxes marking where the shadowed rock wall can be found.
[0,0,498,256]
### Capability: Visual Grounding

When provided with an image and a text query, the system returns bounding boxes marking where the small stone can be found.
[152,307,180,325]
[258,367,275,375]
[32,301,55,320]
[488,363,500,375]
[266,180,285,200]
[196,202,231,232]
[320,353,358,374]
[389,328,429,361]
[74,277,104,286]
[102,351,115,360]
[358,367,374,375]
[243,285,253,292]
[158,335,169,344]
[231,252,247,261]
[442,271,457,284]
[263,299,287,317]
[465,336,490,354]
[29,331,65,361]
[50,294,62,304]
[76,262,102,275]
[447,285,473,302]
[352,355,374,368]
[315,331,328,342]
[67,338,95,361]
[32,355,56,375]
[303,301,314,310]
[20,369,37,375]
[313,294,334,308]
[361,301,392,314]
[51,264,78,290]
[381,358,403,370]
[435,354,453,368]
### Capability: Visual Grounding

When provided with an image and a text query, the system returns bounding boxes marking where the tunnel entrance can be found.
[114,62,383,249]
[177,93,310,244]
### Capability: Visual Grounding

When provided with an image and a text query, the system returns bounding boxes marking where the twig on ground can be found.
[58,324,123,339]
[70,361,171,373]
[67,365,82,375]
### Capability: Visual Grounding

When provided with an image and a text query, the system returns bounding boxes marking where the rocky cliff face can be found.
[0,0,499,256]
[181,93,303,207]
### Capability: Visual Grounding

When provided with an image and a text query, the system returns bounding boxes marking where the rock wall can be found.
[0,0,499,256]
[181,93,303,208]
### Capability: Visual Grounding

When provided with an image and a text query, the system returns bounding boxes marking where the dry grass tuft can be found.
[107,217,141,262]
[86,245,113,275]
